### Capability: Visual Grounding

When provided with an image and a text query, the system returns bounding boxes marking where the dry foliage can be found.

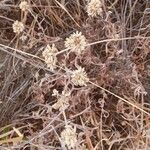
[0,0,150,150]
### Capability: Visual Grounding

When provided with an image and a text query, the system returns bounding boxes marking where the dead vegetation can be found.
[0,0,150,149]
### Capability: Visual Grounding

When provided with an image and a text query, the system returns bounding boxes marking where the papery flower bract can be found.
[65,31,87,54]
[61,125,77,149]
[52,90,71,111]
[20,35,27,42]
[43,44,58,58]
[87,0,103,17]
[13,21,24,34]
[44,55,57,71]
[19,1,30,12]
[52,89,59,97]
[71,66,89,86]
[42,44,58,71]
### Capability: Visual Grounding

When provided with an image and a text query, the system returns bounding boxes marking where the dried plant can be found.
[71,66,89,86]
[42,44,58,71]
[87,0,103,17]
[19,1,30,12]
[12,20,24,34]
[65,31,87,55]
[52,89,71,111]
[61,125,77,149]
[0,0,150,150]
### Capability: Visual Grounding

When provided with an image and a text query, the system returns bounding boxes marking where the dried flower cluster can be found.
[19,1,30,12]
[87,0,103,17]
[20,35,27,42]
[61,125,77,149]
[71,66,89,86]
[65,31,87,54]
[42,44,58,71]
[12,20,25,34]
[3,0,150,149]
[52,89,71,111]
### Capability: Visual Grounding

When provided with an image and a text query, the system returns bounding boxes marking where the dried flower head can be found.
[12,20,24,34]
[19,1,30,12]
[65,31,87,54]
[71,66,89,86]
[42,44,58,71]
[43,44,58,58]
[87,0,103,17]
[52,90,71,111]
[45,55,58,71]
[61,125,77,149]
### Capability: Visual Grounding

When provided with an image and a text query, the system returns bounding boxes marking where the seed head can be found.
[52,90,71,111]
[19,1,30,12]
[42,44,58,71]
[45,55,58,71]
[87,0,103,17]
[12,21,24,34]
[71,66,89,86]
[42,44,58,58]
[65,31,87,54]
[61,125,77,149]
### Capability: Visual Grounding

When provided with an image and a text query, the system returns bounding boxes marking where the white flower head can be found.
[42,44,58,58]
[13,20,24,34]
[52,90,71,111]
[87,0,103,17]
[19,1,30,12]
[61,125,77,149]
[42,44,58,71]
[65,31,87,54]
[71,66,89,86]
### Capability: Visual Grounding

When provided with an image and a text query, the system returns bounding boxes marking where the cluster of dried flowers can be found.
[65,31,87,54]
[43,31,89,85]
[19,1,30,12]
[61,125,77,149]
[71,66,89,86]
[12,20,25,34]
[9,0,148,149]
[42,44,58,71]
[52,89,71,111]
[11,1,103,149]
[41,25,90,149]
[60,124,88,149]
[12,1,30,34]
[49,32,89,148]
[87,0,103,17]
